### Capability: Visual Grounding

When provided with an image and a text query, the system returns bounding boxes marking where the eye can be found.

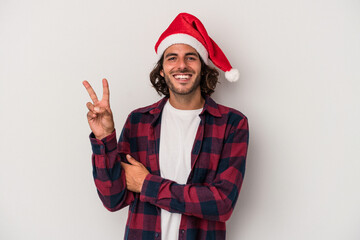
[187,56,197,61]
[167,57,176,61]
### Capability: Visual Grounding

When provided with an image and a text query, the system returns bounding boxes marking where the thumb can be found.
[120,161,128,169]
[126,154,140,166]
[94,106,106,114]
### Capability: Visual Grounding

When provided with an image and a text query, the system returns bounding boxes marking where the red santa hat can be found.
[155,13,239,82]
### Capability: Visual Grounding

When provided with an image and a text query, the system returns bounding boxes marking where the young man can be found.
[83,13,249,240]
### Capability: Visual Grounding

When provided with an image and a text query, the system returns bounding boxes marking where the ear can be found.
[160,69,164,77]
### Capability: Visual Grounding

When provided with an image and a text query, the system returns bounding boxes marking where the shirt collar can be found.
[201,95,222,117]
[139,95,222,118]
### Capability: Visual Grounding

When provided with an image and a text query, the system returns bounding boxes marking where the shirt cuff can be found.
[89,130,117,155]
[140,174,163,204]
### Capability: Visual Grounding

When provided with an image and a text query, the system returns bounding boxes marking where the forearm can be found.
[90,130,134,211]
[140,171,244,222]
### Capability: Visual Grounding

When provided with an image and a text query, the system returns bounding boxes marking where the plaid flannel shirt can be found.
[90,96,249,240]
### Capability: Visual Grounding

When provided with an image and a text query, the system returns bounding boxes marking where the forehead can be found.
[164,44,199,56]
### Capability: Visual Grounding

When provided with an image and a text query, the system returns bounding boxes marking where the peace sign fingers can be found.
[83,80,99,104]
[83,78,115,140]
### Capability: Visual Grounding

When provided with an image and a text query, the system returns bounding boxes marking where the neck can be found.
[168,90,205,110]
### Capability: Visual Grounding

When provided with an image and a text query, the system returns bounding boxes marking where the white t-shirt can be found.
[159,101,202,240]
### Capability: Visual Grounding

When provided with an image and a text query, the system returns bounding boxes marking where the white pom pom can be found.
[225,68,240,82]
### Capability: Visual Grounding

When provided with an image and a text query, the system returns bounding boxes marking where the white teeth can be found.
[174,75,190,79]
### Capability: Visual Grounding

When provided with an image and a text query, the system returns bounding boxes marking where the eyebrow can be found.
[164,52,199,58]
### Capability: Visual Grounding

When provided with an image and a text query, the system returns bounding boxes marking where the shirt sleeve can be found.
[139,116,249,222]
[90,123,134,212]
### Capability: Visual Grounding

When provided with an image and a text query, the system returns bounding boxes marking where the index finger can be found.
[83,80,99,103]
[102,78,110,103]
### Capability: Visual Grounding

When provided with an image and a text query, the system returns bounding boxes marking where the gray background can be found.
[1,0,359,239]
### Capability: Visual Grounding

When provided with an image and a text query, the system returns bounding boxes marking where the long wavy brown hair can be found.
[149,54,219,97]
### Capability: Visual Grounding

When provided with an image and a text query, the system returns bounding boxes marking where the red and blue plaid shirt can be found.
[90,96,249,240]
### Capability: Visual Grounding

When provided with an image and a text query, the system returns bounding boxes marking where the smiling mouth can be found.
[173,74,192,80]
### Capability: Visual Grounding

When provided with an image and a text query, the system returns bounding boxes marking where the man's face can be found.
[160,44,202,96]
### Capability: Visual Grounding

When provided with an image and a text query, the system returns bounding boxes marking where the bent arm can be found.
[139,117,249,222]
[90,128,134,211]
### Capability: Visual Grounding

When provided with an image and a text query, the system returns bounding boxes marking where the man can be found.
[83,13,249,240]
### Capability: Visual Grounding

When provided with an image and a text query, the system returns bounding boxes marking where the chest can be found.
[130,114,229,183]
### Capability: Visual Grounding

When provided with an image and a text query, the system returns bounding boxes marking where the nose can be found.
[177,57,187,70]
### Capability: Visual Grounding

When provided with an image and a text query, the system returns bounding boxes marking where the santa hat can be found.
[155,12,239,82]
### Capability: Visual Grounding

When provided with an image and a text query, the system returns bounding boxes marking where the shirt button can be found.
[181,229,185,234]
[155,233,159,238]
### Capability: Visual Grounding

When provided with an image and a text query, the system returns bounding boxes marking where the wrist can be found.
[95,129,115,140]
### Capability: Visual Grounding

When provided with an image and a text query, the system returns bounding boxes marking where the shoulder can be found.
[207,97,248,127]
[217,103,247,120]
[126,97,168,123]
[220,104,248,130]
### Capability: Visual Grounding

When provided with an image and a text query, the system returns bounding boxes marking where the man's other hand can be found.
[121,155,150,193]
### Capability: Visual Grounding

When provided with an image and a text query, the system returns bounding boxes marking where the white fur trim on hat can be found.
[157,33,209,64]
[225,68,240,82]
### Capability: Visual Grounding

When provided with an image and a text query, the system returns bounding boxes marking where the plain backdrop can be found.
[1,0,359,239]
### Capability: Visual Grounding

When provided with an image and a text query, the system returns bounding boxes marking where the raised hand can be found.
[83,78,115,140]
